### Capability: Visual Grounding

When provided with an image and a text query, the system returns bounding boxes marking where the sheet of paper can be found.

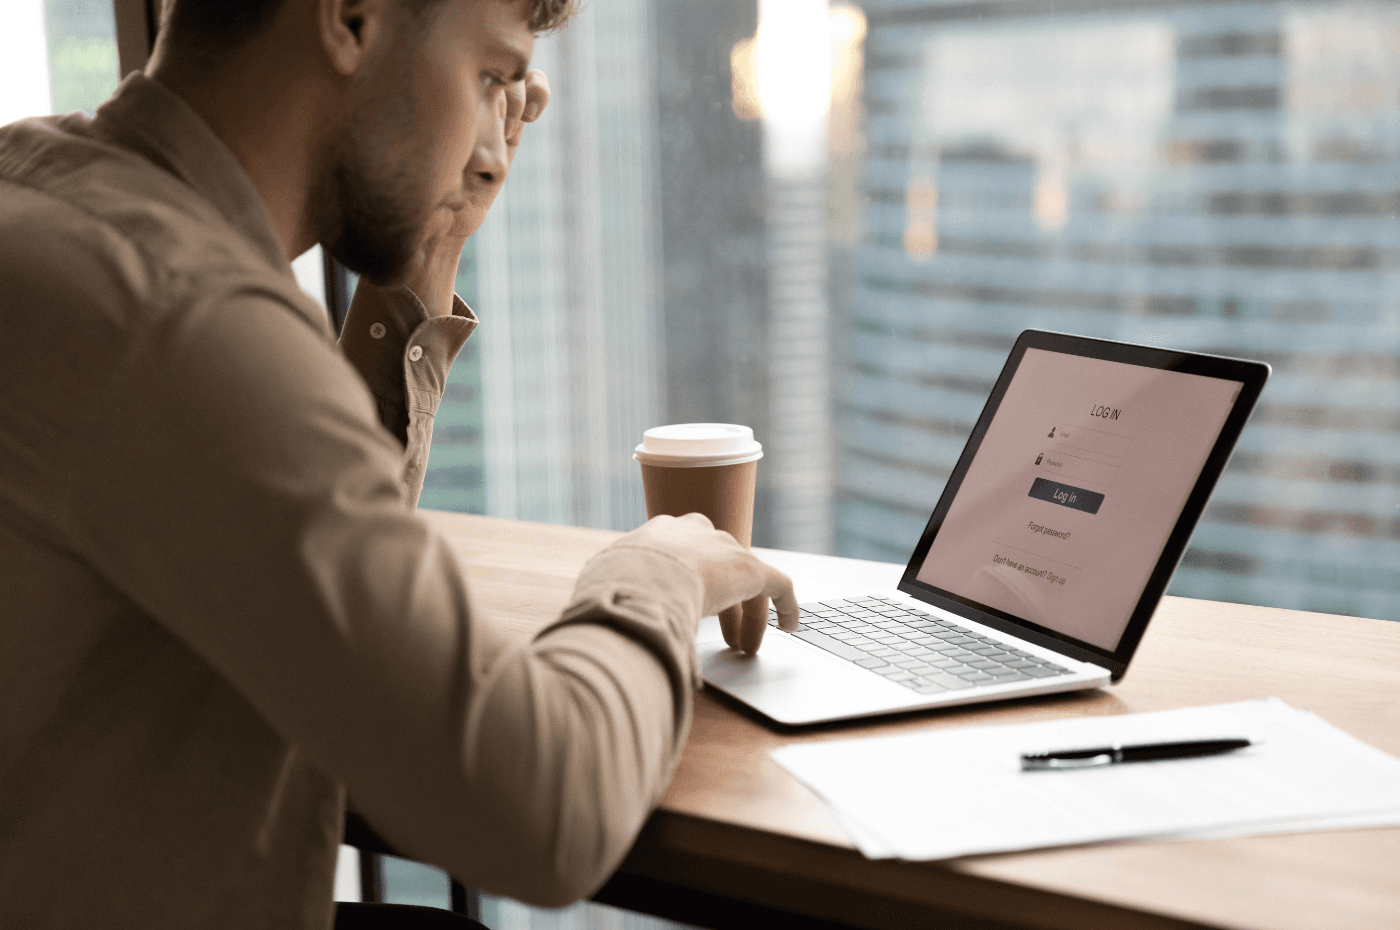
[771,699,1400,860]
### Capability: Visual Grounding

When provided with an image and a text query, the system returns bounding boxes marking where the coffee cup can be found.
[634,423,763,544]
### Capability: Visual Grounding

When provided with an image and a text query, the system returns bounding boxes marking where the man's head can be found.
[152,0,572,281]
[161,0,573,59]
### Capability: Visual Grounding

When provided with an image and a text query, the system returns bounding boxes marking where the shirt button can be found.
[408,345,424,362]
[369,322,386,339]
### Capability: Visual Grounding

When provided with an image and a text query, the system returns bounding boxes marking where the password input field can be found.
[1038,451,1119,487]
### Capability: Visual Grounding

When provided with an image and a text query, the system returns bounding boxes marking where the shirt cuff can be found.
[545,544,708,724]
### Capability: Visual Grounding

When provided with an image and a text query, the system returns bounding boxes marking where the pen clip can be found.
[1020,747,1119,771]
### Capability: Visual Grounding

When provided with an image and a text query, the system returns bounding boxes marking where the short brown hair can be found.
[524,0,574,33]
[164,0,575,52]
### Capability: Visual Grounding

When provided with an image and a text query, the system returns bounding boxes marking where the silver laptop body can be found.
[700,330,1269,727]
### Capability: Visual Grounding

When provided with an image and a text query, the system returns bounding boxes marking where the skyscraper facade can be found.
[837,0,1400,619]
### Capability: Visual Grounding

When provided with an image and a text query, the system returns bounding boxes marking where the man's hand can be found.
[403,71,551,316]
[618,514,798,655]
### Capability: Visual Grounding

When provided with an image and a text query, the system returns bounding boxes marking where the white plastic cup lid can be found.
[634,423,763,467]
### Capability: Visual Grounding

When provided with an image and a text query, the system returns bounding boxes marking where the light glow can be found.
[754,0,832,126]
[0,0,53,125]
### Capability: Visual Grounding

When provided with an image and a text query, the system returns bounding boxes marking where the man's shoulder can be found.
[0,115,308,328]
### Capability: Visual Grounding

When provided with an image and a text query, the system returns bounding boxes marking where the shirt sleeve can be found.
[59,287,704,907]
[337,281,477,507]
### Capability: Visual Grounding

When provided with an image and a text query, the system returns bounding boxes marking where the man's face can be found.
[314,0,534,284]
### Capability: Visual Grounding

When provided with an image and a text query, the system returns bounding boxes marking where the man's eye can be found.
[480,73,504,91]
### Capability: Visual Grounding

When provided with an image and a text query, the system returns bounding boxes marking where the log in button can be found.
[1028,477,1104,515]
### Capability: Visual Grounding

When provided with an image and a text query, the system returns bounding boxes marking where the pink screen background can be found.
[916,347,1240,651]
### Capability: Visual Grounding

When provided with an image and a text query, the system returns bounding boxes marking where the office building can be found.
[836,0,1400,620]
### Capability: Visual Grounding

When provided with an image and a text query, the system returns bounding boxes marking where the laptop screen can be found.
[910,344,1245,654]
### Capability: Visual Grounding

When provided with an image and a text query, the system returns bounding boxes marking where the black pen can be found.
[1021,738,1254,771]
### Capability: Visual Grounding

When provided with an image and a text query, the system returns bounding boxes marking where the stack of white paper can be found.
[770,698,1400,860]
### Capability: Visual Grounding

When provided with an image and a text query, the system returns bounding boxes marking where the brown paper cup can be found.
[639,459,757,547]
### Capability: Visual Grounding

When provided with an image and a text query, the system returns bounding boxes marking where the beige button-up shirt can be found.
[0,76,704,929]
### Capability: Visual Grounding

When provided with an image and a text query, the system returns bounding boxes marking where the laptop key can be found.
[878,668,916,681]
[989,671,1032,683]
[912,682,948,694]
[792,629,867,662]
[1022,666,1062,678]
[927,672,977,690]
[855,656,888,669]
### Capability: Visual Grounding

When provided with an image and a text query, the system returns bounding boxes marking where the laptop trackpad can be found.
[699,631,918,725]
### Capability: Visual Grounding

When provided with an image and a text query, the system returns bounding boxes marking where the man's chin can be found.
[324,237,414,290]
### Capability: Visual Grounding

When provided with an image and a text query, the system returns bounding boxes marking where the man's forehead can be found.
[467,0,536,73]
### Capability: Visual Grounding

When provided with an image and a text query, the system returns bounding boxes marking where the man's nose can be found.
[468,119,509,185]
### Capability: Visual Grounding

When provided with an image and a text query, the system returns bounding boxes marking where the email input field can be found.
[1051,424,1131,459]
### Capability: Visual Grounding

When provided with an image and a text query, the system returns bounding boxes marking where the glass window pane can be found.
[43,0,120,115]
[425,0,1400,623]
[0,0,56,124]
[0,0,121,122]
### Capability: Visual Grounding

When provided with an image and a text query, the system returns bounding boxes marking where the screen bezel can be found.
[896,329,1270,682]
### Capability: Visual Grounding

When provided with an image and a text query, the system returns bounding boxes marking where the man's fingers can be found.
[522,70,551,121]
[718,604,743,651]
[732,562,796,654]
[768,565,799,632]
[736,595,770,654]
[502,80,527,146]
[674,512,715,531]
[504,71,549,151]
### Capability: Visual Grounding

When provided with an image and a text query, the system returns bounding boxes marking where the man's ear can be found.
[319,0,390,76]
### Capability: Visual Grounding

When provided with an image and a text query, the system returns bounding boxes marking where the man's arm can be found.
[336,73,548,502]
[56,69,795,904]
[64,283,791,904]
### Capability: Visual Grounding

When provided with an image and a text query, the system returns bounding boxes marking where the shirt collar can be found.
[92,73,290,276]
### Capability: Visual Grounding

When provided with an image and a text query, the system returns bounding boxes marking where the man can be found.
[0,0,798,927]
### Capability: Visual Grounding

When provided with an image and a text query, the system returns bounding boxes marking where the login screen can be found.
[916,347,1241,651]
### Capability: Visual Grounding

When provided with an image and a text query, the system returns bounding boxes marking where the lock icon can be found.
[1035,453,1043,465]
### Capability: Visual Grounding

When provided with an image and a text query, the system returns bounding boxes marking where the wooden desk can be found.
[423,510,1400,930]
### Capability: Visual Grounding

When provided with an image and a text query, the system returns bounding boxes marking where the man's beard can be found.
[310,123,427,287]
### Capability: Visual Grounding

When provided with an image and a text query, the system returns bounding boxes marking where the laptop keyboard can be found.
[768,595,1073,695]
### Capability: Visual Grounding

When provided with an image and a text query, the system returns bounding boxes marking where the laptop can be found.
[699,330,1270,726]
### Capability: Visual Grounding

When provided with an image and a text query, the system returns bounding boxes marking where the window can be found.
[0,0,119,123]
[423,0,1400,622]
